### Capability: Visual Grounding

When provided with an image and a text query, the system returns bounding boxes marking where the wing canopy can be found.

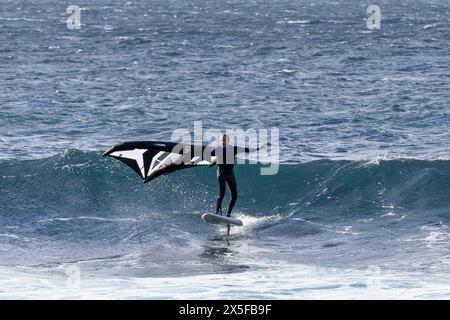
[102,141,214,183]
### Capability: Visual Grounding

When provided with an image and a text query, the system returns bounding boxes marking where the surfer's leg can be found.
[216,174,226,214]
[226,173,237,217]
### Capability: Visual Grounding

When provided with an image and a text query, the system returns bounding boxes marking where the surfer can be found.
[103,137,263,220]
[210,134,264,217]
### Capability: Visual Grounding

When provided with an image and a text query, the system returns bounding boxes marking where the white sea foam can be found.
[276,20,309,25]
[216,213,282,236]
[37,216,139,223]
[1,263,449,299]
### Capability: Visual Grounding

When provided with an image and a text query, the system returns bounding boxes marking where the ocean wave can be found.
[2,150,450,228]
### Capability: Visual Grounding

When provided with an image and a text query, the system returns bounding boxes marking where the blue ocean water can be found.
[1,0,450,298]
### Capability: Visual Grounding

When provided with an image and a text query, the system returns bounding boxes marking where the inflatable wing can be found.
[102,141,214,183]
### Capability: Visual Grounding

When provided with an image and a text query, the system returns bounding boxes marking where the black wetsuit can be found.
[213,145,255,216]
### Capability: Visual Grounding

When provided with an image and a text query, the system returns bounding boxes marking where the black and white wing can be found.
[102,141,214,183]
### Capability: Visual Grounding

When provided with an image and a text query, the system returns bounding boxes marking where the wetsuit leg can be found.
[216,173,226,214]
[226,172,237,216]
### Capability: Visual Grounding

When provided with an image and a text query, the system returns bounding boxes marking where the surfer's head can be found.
[220,134,229,146]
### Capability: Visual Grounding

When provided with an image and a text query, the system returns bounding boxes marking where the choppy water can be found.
[1,0,450,299]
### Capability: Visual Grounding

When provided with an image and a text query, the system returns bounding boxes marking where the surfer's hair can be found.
[220,134,229,144]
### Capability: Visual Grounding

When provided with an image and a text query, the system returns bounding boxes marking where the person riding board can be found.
[209,134,264,217]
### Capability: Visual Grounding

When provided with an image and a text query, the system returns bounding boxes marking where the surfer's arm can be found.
[234,143,266,154]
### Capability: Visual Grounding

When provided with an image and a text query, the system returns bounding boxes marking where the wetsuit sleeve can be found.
[234,145,261,155]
